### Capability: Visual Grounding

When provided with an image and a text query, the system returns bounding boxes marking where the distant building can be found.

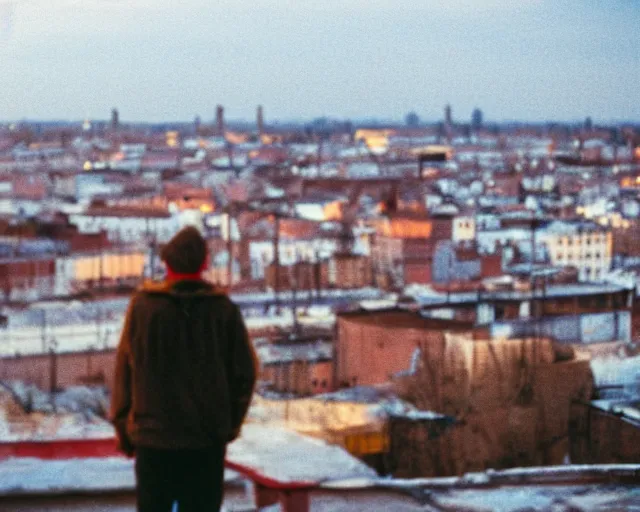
[538,220,613,282]
[444,104,452,126]
[216,105,225,135]
[336,308,594,476]
[370,213,471,288]
[257,105,264,135]
[584,116,593,131]
[69,204,179,244]
[259,339,333,395]
[471,108,483,130]
[405,111,420,127]
[335,310,477,388]
[56,249,147,295]
[110,108,119,132]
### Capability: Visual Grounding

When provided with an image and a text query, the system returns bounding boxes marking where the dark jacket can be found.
[110,279,258,454]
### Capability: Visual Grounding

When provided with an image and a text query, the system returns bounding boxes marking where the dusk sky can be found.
[1,0,638,124]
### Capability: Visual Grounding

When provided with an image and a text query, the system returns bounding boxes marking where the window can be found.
[494,304,506,320]
[311,379,318,387]
[321,379,327,389]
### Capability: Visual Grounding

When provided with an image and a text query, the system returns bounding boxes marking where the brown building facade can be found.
[335,310,478,388]
[262,359,333,396]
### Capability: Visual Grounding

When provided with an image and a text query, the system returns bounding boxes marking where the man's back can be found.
[111,279,257,452]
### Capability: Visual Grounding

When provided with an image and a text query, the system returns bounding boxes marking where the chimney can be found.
[111,108,119,132]
[257,105,264,136]
[216,105,225,136]
[444,104,452,127]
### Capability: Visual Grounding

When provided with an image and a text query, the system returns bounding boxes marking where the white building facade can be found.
[538,221,613,282]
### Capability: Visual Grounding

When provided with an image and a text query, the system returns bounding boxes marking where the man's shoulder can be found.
[129,279,237,312]
[135,279,229,296]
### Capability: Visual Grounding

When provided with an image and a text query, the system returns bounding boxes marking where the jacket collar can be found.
[139,279,227,297]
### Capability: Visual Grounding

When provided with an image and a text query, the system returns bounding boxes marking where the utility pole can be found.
[226,208,234,289]
[273,215,281,313]
[49,337,58,395]
[447,242,454,304]
[40,308,47,352]
[98,235,104,292]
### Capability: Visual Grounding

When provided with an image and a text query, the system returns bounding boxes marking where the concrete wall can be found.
[491,311,631,344]
[336,315,448,388]
[0,349,117,393]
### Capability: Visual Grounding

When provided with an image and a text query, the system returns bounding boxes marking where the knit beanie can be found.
[160,226,207,274]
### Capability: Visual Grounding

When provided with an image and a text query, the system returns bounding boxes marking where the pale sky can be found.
[0,0,638,124]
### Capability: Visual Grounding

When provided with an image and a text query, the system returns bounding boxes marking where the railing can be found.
[0,437,315,511]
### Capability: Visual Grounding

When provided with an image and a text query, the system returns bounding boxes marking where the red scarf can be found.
[166,269,203,281]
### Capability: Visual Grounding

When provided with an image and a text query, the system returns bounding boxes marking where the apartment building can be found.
[538,220,612,282]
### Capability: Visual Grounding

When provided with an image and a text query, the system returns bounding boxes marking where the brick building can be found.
[259,340,334,396]
[335,310,479,388]
[264,254,372,292]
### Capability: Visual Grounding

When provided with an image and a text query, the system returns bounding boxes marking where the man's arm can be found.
[227,303,258,442]
[109,298,136,456]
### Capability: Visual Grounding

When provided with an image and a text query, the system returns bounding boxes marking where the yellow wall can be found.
[73,252,146,281]
[354,129,393,149]
[377,218,433,238]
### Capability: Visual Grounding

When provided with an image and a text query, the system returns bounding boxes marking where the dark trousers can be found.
[135,444,227,512]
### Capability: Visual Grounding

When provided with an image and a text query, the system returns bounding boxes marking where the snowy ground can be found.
[0,462,638,511]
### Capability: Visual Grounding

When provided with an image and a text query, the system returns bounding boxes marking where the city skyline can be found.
[0,0,639,123]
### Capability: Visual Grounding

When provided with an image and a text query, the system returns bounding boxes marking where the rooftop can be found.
[338,308,474,331]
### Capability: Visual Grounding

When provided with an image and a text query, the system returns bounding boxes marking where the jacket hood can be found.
[138,279,227,298]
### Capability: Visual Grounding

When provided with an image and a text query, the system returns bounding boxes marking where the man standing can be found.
[110,226,257,511]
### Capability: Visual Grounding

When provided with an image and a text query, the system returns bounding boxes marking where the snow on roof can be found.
[590,354,640,387]
[539,219,605,235]
[311,386,446,422]
[228,424,377,483]
[258,340,333,365]
[406,281,629,307]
